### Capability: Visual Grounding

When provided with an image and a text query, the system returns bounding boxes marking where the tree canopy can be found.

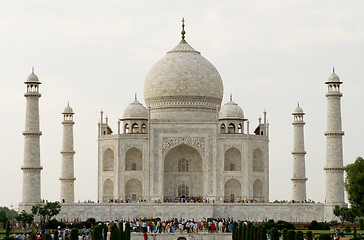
[345,157,364,216]
[333,205,356,227]
[32,201,61,232]
[16,210,34,232]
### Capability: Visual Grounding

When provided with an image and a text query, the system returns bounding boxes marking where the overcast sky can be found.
[1,0,364,209]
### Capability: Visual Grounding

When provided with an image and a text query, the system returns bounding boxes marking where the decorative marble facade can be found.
[97,37,269,204]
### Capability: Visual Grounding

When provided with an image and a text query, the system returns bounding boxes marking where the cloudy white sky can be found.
[1,0,364,209]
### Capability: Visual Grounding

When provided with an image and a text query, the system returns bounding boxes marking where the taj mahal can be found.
[19,21,346,222]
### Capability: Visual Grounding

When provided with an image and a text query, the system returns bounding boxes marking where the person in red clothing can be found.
[211,222,215,233]
[143,232,148,240]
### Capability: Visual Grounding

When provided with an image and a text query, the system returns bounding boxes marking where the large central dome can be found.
[144,34,224,120]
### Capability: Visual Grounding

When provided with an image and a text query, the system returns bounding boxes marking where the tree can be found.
[282,228,288,240]
[125,222,131,240]
[0,207,18,220]
[16,210,34,233]
[118,221,125,240]
[270,227,279,240]
[287,230,296,240]
[31,201,61,232]
[306,231,313,240]
[318,234,330,240]
[261,226,267,240]
[92,225,102,240]
[5,221,10,237]
[333,205,356,227]
[0,210,7,229]
[295,231,304,240]
[345,157,364,216]
[71,228,79,240]
[110,223,117,240]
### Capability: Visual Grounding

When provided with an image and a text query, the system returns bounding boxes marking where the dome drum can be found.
[146,96,222,110]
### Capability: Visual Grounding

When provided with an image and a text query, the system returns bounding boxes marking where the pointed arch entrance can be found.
[164,143,203,200]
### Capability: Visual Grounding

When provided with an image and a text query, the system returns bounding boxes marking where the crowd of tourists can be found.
[104,218,234,234]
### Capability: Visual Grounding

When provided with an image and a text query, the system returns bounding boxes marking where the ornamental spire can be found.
[180,18,186,43]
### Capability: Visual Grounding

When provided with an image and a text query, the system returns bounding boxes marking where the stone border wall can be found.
[43,203,326,222]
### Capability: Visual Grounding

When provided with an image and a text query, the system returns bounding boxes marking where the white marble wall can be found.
[54,203,327,222]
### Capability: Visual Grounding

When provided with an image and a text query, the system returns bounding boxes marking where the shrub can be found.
[92,225,102,240]
[118,221,125,240]
[232,222,238,240]
[125,222,131,240]
[46,218,66,229]
[282,228,288,240]
[308,221,329,230]
[328,220,339,227]
[277,221,295,230]
[295,231,304,240]
[263,220,276,230]
[44,233,52,240]
[110,223,117,240]
[54,230,59,240]
[103,224,108,240]
[87,218,96,226]
[238,221,243,240]
[270,227,279,240]
[318,234,331,240]
[71,228,79,240]
[246,223,252,240]
[345,225,351,233]
[30,231,36,240]
[287,230,296,240]
[261,226,267,240]
[242,224,246,240]
[306,231,313,240]
[3,237,16,240]
[353,225,357,238]
[360,219,364,230]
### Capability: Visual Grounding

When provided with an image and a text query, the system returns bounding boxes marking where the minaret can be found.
[60,103,76,203]
[291,103,307,202]
[21,68,43,204]
[324,68,345,206]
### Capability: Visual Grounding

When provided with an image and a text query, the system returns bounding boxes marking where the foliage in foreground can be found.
[345,157,364,216]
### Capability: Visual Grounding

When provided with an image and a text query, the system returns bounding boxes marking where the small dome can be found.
[63,104,74,114]
[219,98,244,120]
[122,99,148,119]
[292,105,304,115]
[26,68,40,82]
[327,73,340,83]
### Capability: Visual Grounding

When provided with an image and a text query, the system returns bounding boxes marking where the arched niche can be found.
[253,179,263,200]
[224,147,241,171]
[103,179,114,201]
[103,148,114,171]
[125,147,142,171]
[132,123,139,133]
[224,178,242,202]
[228,123,235,133]
[125,178,142,202]
[220,124,226,133]
[253,148,264,171]
[164,144,203,199]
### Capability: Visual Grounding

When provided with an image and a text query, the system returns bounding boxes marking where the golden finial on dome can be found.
[181,18,186,42]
